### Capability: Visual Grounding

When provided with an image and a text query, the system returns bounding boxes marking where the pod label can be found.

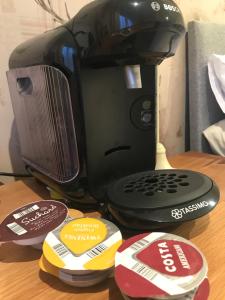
[115,233,207,298]
[60,218,107,255]
[43,218,122,271]
[0,200,68,241]
[136,239,203,276]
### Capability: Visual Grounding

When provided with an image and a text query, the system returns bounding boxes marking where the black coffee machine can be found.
[7,0,219,229]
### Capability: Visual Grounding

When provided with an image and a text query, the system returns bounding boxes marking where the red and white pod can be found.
[115,233,208,300]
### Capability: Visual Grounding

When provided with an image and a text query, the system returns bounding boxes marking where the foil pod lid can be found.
[115,232,208,299]
[43,217,122,272]
[0,200,68,243]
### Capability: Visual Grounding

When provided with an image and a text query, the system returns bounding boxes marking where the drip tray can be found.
[107,170,219,230]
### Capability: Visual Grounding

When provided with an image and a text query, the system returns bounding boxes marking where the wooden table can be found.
[0,152,225,300]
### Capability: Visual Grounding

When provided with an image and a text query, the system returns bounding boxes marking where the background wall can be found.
[0,0,52,183]
[0,0,92,183]
[0,0,224,183]
[159,0,225,155]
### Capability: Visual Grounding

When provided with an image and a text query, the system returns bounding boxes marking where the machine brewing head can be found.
[67,0,185,66]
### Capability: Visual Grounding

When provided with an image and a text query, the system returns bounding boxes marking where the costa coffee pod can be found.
[115,233,208,300]
[121,278,210,300]
[43,217,122,274]
[193,278,210,300]
[0,200,68,246]
[122,280,209,300]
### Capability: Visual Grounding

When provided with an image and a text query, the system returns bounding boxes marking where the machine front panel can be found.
[80,65,156,198]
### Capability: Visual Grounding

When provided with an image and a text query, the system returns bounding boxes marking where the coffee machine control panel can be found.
[130,97,154,130]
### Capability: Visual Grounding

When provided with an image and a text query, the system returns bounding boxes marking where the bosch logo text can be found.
[163,4,180,13]
[150,2,180,13]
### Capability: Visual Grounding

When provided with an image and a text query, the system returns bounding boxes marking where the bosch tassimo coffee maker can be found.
[7,0,219,229]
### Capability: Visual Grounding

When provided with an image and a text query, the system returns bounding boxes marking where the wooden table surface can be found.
[1,152,225,300]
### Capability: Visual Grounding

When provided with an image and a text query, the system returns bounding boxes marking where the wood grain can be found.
[1,152,225,300]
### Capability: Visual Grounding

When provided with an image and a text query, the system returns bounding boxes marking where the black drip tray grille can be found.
[108,170,213,210]
[123,173,190,196]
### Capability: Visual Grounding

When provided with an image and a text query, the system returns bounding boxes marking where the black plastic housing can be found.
[107,170,220,229]
[7,0,185,203]
[68,0,185,66]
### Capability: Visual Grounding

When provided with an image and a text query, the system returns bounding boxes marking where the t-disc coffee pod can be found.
[193,278,210,300]
[0,200,68,246]
[43,217,122,273]
[115,233,208,300]
[42,217,122,287]
[39,254,113,287]
[31,208,84,250]
[121,278,210,299]
[68,209,84,220]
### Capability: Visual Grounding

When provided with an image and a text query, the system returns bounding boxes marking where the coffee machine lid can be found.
[68,0,185,66]
[107,170,219,229]
[107,170,213,210]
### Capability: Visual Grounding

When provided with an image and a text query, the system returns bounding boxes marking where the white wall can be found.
[0,0,92,183]
[158,0,225,155]
[0,0,225,183]
[0,0,52,182]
